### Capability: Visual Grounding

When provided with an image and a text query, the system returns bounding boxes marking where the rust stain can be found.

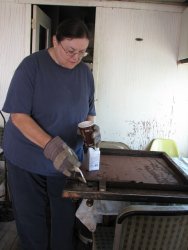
[81,155,179,185]
[124,97,177,150]
[63,191,80,199]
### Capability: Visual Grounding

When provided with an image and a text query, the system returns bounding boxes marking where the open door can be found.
[32,5,51,53]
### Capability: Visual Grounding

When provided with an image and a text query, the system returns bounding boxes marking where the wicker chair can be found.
[0,111,14,222]
[0,112,5,184]
[92,204,188,250]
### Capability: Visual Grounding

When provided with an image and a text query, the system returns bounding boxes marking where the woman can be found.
[2,19,100,250]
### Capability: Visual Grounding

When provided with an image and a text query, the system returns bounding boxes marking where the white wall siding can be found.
[93,7,188,155]
[0,1,188,156]
[0,2,31,116]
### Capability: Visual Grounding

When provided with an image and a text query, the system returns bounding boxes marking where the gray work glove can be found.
[44,136,81,177]
[92,125,101,148]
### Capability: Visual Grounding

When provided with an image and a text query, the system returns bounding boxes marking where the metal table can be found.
[63,148,188,204]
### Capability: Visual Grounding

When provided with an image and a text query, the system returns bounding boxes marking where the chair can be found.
[99,141,130,150]
[149,138,179,157]
[0,127,5,184]
[0,111,14,222]
[0,111,6,183]
[92,204,188,250]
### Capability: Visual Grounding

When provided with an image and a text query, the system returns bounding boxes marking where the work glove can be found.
[44,136,81,177]
[92,124,101,148]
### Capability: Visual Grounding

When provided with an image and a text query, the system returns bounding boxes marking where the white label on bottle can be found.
[87,147,100,171]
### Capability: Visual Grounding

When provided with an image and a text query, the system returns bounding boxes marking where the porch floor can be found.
[0,220,92,250]
[0,220,21,250]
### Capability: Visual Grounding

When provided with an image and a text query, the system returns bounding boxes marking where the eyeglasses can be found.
[60,43,88,58]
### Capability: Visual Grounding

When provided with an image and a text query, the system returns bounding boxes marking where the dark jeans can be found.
[7,162,75,250]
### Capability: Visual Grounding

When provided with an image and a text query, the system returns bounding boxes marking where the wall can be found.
[93,6,188,155]
[0,0,188,156]
[0,1,31,122]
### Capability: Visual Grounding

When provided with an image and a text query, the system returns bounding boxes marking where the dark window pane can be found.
[39,25,47,50]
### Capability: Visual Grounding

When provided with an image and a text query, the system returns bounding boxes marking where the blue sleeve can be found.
[2,56,37,114]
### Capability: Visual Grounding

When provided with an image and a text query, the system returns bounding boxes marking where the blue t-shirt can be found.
[2,49,96,176]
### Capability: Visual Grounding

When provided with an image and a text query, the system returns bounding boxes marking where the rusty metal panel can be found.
[63,149,188,203]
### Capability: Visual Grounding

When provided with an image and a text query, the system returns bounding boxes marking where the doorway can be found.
[32,5,96,65]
